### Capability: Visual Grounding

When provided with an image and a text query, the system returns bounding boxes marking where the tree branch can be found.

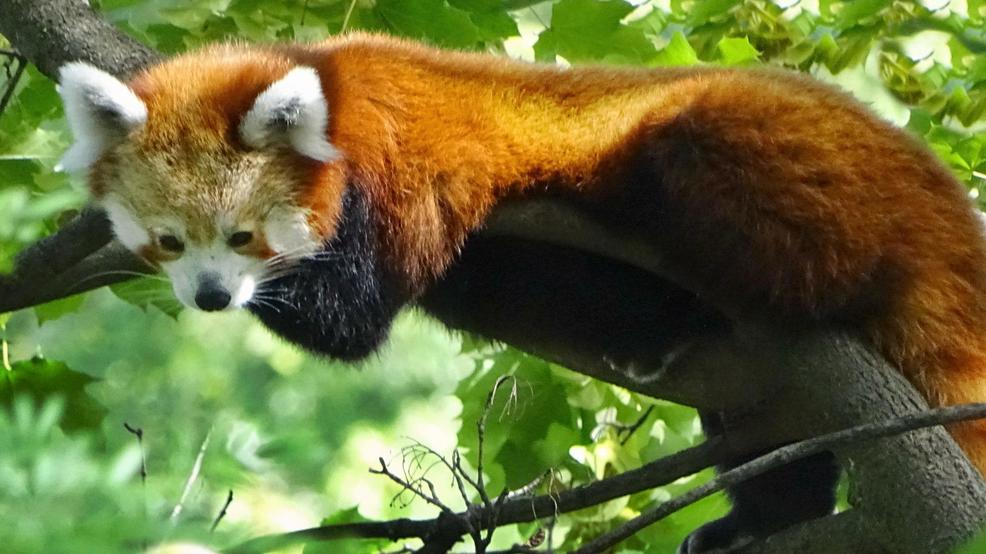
[573,403,986,554]
[0,0,159,80]
[0,0,161,314]
[227,438,727,554]
[0,208,152,312]
[230,403,986,554]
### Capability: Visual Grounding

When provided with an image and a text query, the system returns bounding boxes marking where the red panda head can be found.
[57,47,345,312]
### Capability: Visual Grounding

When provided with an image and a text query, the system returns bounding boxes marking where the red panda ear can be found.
[239,66,339,162]
[56,63,147,173]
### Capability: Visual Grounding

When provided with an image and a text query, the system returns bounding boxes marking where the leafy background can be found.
[1,0,985,552]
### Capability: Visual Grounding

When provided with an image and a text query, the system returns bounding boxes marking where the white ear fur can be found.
[57,62,147,172]
[99,196,150,252]
[239,67,339,162]
[264,205,319,255]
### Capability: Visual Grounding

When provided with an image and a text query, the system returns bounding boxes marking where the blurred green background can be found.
[1,1,985,552]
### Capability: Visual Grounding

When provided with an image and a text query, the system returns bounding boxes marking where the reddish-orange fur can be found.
[127,34,986,473]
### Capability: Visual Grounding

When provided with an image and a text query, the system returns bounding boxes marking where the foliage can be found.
[0,397,210,553]
[1,0,985,553]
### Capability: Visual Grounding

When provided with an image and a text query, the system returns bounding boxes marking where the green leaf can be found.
[0,357,106,432]
[34,295,85,324]
[110,277,182,318]
[907,108,934,135]
[682,0,740,27]
[449,0,520,41]
[534,0,656,64]
[652,32,699,67]
[375,0,482,48]
[833,0,892,29]
[716,36,760,65]
[456,350,578,491]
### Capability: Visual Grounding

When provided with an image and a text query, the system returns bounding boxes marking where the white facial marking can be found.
[234,274,257,307]
[264,205,319,257]
[162,239,264,311]
[57,62,148,172]
[100,196,151,251]
[239,67,339,162]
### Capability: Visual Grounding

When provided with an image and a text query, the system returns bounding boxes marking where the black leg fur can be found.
[248,187,406,361]
[250,190,839,550]
[679,411,841,553]
[423,236,839,553]
[420,235,730,372]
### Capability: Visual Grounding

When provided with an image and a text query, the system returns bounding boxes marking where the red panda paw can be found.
[677,515,753,554]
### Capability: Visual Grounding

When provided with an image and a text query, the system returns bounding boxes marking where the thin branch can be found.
[571,402,986,554]
[211,490,234,532]
[619,405,655,445]
[171,427,213,522]
[123,422,147,486]
[123,421,149,551]
[1,331,11,372]
[229,403,986,553]
[225,437,725,554]
[371,457,458,516]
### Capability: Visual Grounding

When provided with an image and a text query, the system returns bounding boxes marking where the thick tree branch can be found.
[0,0,159,79]
[0,208,152,312]
[0,0,161,314]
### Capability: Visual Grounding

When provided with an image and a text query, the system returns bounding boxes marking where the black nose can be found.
[195,281,231,311]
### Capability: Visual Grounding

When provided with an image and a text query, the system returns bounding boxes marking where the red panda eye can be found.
[228,231,254,248]
[158,234,184,253]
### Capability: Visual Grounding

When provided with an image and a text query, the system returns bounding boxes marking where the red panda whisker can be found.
[246,297,283,314]
[266,243,331,264]
[249,293,299,312]
[256,270,298,284]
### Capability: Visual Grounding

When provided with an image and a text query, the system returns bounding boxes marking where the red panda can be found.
[56,33,986,551]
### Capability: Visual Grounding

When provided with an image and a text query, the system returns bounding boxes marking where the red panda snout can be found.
[160,239,262,312]
[194,272,233,311]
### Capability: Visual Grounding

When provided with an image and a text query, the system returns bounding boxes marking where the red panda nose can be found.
[195,274,231,311]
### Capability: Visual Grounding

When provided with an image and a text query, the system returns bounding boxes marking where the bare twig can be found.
[372,457,458,516]
[229,403,986,553]
[226,437,725,554]
[171,427,213,521]
[211,490,234,532]
[123,422,147,485]
[123,421,149,551]
[619,405,655,445]
[571,402,986,554]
